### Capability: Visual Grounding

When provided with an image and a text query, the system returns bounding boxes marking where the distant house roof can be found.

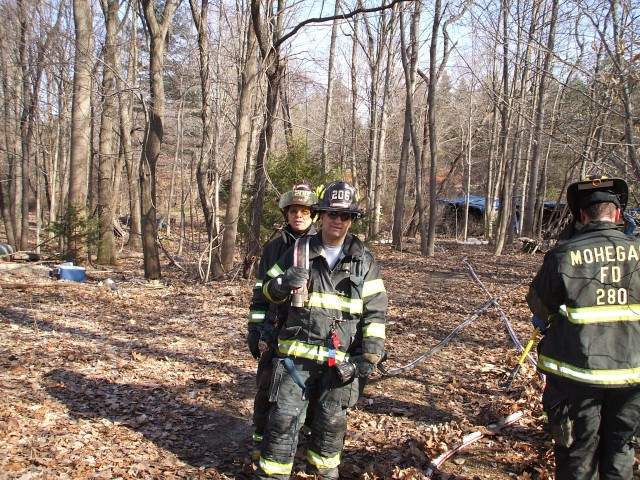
[438,195,566,213]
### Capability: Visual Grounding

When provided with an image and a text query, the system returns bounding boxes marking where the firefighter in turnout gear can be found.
[248,184,318,448]
[256,181,388,479]
[527,175,640,480]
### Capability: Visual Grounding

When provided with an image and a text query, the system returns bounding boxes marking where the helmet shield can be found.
[566,175,628,217]
[315,181,363,217]
[278,184,318,211]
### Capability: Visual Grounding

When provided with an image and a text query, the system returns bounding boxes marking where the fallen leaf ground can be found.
[1,239,638,479]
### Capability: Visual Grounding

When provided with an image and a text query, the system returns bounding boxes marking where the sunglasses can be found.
[287,207,312,218]
[326,211,353,221]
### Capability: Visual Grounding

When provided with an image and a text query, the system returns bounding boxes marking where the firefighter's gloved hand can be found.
[247,329,261,359]
[349,355,379,377]
[258,322,278,344]
[334,361,356,385]
[268,267,309,299]
[282,266,309,289]
[531,315,548,333]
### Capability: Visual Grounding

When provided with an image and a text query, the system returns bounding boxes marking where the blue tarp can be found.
[438,195,566,212]
[437,195,497,212]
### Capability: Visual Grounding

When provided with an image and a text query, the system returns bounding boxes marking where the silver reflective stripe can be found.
[307,292,363,314]
[249,310,266,322]
[562,304,640,324]
[363,278,385,297]
[307,449,341,469]
[363,322,385,339]
[259,456,293,475]
[278,339,349,363]
[266,264,285,279]
[538,354,640,385]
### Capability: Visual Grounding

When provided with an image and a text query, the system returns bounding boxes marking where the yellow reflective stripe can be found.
[363,322,385,339]
[259,456,293,475]
[263,280,287,304]
[249,310,266,323]
[307,449,341,469]
[267,264,284,279]
[538,354,640,385]
[563,304,640,324]
[307,292,363,314]
[253,279,263,289]
[363,278,385,297]
[278,339,349,363]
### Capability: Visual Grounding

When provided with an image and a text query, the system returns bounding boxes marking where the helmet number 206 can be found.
[596,287,628,305]
[331,190,351,202]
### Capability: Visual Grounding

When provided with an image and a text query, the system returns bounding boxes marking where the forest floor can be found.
[1,238,639,480]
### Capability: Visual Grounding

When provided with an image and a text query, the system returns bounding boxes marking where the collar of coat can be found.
[576,220,623,236]
[281,223,318,245]
[307,230,365,261]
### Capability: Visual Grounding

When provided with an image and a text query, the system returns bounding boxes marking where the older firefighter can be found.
[256,181,388,479]
[248,184,318,447]
[527,175,640,479]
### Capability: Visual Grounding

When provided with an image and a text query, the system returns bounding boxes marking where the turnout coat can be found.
[263,231,387,365]
[527,221,640,387]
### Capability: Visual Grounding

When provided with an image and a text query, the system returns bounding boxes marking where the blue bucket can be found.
[52,263,86,282]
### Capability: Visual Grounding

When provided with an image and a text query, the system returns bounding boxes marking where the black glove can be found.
[349,355,378,377]
[258,322,278,344]
[282,267,309,290]
[531,315,548,333]
[268,267,309,299]
[333,355,378,385]
[334,361,356,385]
[247,329,261,359]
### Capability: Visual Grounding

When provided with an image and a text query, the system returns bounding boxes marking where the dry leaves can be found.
[1,241,634,479]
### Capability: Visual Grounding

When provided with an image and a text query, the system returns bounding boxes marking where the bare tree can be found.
[139,0,180,279]
[96,0,120,264]
[118,5,142,250]
[221,17,259,273]
[68,0,93,263]
[189,0,225,279]
[392,3,421,249]
[422,0,470,255]
[320,0,341,173]
[521,0,559,238]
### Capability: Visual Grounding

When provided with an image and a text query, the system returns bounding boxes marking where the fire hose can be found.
[379,259,531,376]
[378,295,501,376]
[462,257,544,383]
[376,259,541,475]
[424,411,524,478]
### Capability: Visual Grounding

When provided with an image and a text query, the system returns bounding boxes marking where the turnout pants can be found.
[253,348,316,437]
[253,347,278,436]
[542,377,640,480]
[257,357,364,479]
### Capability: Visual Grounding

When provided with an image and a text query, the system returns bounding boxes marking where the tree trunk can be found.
[349,18,359,190]
[392,6,420,249]
[96,0,119,265]
[371,7,397,239]
[140,0,179,279]
[245,0,285,277]
[221,18,258,272]
[189,0,225,279]
[118,5,142,250]
[68,0,93,264]
[426,0,442,257]
[522,0,558,237]
[320,0,341,174]
[493,0,514,256]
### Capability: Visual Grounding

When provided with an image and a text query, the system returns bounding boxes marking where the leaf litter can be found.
[1,240,638,479]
